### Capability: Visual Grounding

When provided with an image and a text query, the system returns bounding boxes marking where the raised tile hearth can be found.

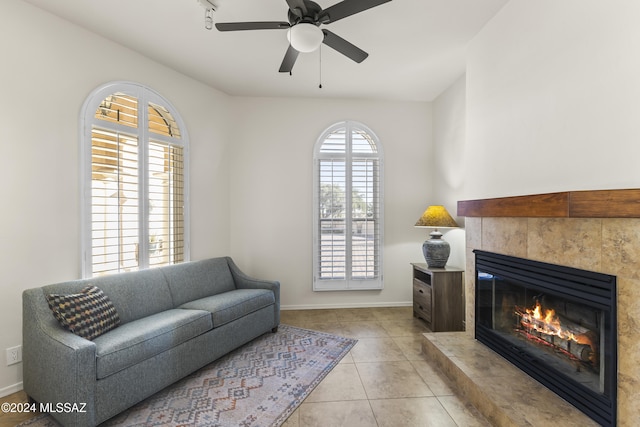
[422,332,598,427]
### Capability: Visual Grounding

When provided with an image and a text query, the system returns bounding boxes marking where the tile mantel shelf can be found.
[457,188,640,218]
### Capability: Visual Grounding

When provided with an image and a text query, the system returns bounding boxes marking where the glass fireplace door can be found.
[474,250,616,427]
[476,271,605,394]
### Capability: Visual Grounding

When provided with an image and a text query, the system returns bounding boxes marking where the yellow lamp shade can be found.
[414,205,459,228]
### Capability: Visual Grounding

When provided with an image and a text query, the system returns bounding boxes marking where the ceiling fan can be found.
[215,0,392,73]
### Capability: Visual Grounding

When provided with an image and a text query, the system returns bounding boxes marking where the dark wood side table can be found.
[411,263,464,332]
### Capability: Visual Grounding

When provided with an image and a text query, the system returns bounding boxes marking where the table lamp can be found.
[414,205,459,268]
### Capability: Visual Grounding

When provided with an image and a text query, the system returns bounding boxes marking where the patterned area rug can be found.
[18,325,356,427]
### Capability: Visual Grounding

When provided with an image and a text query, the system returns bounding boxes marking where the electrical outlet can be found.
[6,345,22,366]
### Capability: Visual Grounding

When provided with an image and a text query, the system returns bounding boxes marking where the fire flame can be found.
[515,300,599,367]
[521,301,579,342]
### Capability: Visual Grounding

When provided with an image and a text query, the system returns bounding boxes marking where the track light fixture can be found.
[198,0,218,30]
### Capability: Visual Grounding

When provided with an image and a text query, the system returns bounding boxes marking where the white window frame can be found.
[80,81,190,278]
[313,121,384,291]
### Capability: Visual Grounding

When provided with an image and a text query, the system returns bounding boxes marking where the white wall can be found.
[432,75,467,269]
[0,0,233,395]
[465,0,640,200]
[229,97,432,308]
[1,0,435,397]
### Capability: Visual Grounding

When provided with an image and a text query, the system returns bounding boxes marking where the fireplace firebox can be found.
[474,250,617,426]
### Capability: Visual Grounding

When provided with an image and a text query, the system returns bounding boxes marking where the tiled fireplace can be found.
[456,190,640,426]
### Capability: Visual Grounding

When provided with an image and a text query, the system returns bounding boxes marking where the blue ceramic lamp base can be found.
[422,230,450,269]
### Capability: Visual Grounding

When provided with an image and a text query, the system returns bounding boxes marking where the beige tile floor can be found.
[280,307,491,427]
[1,307,490,427]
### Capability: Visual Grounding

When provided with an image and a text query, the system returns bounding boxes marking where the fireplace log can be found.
[516,305,594,337]
[542,334,593,362]
[515,305,599,365]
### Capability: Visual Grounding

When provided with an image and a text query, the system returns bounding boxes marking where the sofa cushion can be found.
[161,258,237,307]
[178,289,275,327]
[93,309,212,379]
[45,286,120,340]
[43,268,174,325]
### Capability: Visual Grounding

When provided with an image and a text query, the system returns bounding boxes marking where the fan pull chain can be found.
[318,45,323,89]
[288,32,293,76]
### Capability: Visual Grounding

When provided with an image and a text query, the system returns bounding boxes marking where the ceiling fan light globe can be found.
[287,23,323,53]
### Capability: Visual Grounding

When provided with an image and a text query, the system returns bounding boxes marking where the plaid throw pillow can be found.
[46,286,120,340]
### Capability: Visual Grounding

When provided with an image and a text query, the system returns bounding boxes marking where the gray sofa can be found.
[22,257,280,427]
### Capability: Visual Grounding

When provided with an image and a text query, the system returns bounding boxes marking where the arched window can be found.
[80,82,189,277]
[313,121,383,290]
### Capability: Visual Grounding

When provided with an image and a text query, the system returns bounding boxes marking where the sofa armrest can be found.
[23,288,98,426]
[227,258,280,326]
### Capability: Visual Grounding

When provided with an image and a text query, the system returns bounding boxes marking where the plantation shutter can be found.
[318,158,347,279]
[83,84,188,277]
[148,141,185,267]
[313,122,383,291]
[90,128,140,275]
[351,156,380,279]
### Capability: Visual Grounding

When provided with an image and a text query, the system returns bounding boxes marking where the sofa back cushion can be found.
[161,258,236,307]
[42,268,173,325]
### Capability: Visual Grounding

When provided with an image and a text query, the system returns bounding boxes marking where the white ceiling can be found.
[23,0,507,102]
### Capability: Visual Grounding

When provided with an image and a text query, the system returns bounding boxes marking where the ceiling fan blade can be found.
[215,22,290,31]
[279,45,300,73]
[322,0,391,23]
[286,0,308,17]
[321,30,368,63]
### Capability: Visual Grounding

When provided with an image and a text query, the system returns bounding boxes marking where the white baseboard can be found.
[0,381,23,398]
[281,301,412,310]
